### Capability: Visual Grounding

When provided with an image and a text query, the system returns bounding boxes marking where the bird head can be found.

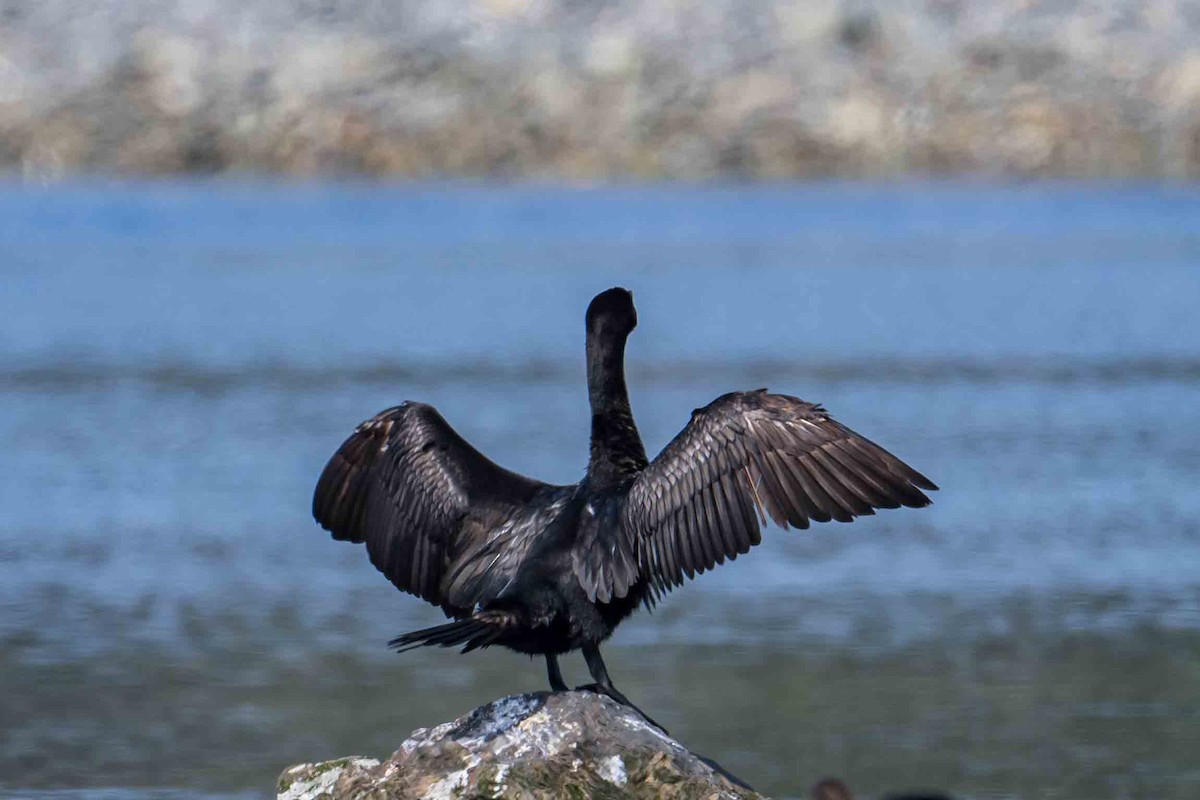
[586,287,637,339]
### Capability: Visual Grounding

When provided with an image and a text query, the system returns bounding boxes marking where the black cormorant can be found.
[313,287,936,727]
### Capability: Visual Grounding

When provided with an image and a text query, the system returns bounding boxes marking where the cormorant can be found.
[313,287,936,728]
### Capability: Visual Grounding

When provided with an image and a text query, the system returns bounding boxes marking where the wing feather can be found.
[313,402,556,611]
[621,390,936,598]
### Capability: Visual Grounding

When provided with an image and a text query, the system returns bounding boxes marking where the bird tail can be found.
[387,614,509,654]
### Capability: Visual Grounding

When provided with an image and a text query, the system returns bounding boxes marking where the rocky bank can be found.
[276,691,765,800]
[2,1,1200,179]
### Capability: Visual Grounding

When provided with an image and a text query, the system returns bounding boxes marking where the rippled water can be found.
[1,182,1199,800]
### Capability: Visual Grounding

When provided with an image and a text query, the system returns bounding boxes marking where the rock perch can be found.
[277,691,767,799]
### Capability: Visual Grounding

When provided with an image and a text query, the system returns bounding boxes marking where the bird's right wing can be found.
[620,390,937,598]
[313,402,555,611]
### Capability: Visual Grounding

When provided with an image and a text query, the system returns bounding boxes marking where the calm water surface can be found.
[1,182,1199,800]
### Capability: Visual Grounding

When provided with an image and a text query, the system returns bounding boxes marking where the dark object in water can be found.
[312,287,937,729]
[811,777,957,800]
[812,777,854,800]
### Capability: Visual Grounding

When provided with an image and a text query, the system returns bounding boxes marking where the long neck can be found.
[586,330,647,488]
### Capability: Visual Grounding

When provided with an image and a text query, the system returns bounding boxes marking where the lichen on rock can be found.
[276,691,766,799]
[277,757,383,799]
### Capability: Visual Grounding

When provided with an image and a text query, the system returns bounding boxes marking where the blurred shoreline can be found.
[2,0,1200,180]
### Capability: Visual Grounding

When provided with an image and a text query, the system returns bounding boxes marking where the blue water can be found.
[1,182,1199,800]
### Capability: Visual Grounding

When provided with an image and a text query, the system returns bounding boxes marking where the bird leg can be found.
[578,643,669,734]
[545,653,568,692]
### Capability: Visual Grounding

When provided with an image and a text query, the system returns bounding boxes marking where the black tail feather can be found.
[388,618,505,654]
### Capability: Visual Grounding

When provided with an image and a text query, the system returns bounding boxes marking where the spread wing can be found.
[621,390,937,598]
[312,401,558,613]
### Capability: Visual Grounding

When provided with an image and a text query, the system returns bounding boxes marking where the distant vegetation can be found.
[2,0,1199,178]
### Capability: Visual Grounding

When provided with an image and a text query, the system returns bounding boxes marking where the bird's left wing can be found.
[313,401,556,611]
[620,390,937,599]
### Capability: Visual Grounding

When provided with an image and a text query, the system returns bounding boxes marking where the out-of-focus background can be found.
[1,4,1199,800]
[3,0,1200,179]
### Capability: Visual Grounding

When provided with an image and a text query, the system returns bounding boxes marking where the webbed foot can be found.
[575,682,670,735]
